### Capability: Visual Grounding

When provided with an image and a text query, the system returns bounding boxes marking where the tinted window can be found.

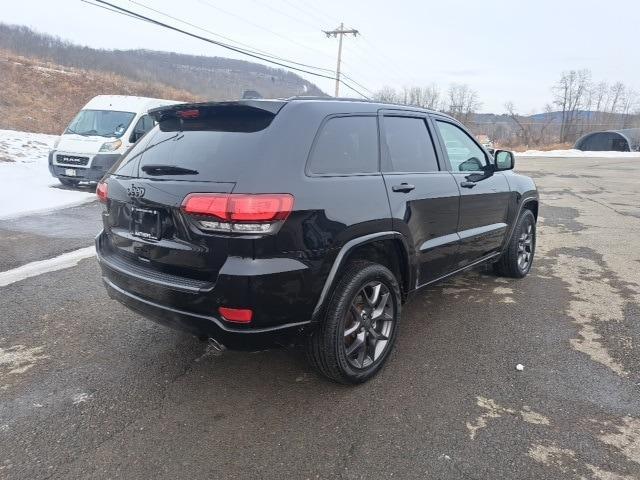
[436,120,487,172]
[383,116,439,172]
[308,116,378,175]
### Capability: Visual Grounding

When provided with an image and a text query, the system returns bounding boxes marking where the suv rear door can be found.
[432,116,511,269]
[101,103,282,294]
[380,111,461,285]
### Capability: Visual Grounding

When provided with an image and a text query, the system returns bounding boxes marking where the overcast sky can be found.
[4,0,639,113]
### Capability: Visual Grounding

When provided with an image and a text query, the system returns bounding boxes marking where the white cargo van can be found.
[48,95,182,186]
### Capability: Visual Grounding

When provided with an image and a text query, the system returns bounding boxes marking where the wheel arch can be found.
[522,198,538,219]
[311,232,413,321]
[502,195,539,253]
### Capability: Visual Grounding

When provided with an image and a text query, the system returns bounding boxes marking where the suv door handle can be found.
[392,183,415,193]
[460,181,476,188]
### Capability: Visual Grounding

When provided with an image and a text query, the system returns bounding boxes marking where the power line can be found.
[357,33,415,81]
[341,43,408,89]
[85,0,371,98]
[291,0,340,26]
[195,0,335,63]
[129,0,335,74]
[247,0,319,31]
[80,0,146,22]
[340,72,374,96]
[240,1,375,95]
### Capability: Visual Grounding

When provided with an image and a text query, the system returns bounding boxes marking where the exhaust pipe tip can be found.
[206,337,226,356]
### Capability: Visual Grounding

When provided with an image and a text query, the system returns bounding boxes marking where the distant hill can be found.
[0,23,326,102]
[0,49,199,134]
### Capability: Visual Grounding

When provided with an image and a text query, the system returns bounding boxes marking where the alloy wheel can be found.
[342,281,395,369]
[517,222,534,271]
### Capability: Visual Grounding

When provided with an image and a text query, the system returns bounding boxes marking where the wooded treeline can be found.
[374,71,639,149]
[0,23,324,100]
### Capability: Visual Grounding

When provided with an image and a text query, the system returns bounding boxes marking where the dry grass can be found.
[0,49,201,134]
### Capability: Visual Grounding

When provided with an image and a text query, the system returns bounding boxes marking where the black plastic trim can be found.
[103,277,311,334]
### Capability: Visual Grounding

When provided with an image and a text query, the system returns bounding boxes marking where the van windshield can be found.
[65,109,136,138]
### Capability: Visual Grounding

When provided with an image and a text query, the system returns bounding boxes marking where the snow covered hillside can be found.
[0,129,95,219]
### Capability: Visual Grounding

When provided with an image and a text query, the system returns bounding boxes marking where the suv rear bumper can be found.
[95,231,316,349]
[101,276,310,349]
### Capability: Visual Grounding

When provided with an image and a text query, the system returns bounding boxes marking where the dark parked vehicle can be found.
[95,98,538,384]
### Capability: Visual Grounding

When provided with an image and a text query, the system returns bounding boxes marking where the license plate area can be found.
[131,207,161,241]
[65,168,77,176]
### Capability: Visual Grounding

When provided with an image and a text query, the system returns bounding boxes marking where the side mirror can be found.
[494,150,515,171]
[459,157,484,172]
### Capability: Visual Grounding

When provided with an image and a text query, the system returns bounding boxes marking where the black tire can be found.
[306,260,401,384]
[493,209,536,278]
[59,178,79,187]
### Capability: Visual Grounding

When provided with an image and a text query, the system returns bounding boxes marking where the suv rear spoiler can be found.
[148,100,287,122]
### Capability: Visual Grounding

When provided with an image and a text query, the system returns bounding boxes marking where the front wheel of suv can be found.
[493,209,536,278]
[306,260,401,384]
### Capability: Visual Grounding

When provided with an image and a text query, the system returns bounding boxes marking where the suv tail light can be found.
[182,193,294,234]
[96,181,108,203]
[218,307,253,323]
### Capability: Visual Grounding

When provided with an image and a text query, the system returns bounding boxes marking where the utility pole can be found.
[323,23,358,97]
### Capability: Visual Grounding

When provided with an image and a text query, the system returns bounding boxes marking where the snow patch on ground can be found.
[0,129,95,220]
[516,149,640,158]
[0,246,96,287]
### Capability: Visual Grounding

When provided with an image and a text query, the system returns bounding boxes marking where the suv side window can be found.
[435,120,487,172]
[308,116,378,175]
[383,116,439,172]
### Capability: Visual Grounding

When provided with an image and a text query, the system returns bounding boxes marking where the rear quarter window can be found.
[307,116,379,175]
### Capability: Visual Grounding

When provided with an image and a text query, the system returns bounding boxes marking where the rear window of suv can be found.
[307,116,379,175]
[383,116,440,172]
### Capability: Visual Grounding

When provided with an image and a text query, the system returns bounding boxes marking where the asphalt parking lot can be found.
[1,156,639,480]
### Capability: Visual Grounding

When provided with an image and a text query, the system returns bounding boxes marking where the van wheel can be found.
[306,260,401,384]
[59,178,79,187]
[493,209,536,278]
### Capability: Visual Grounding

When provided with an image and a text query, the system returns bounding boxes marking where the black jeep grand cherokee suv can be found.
[96,98,538,384]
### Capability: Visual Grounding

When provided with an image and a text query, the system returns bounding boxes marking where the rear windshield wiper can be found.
[141,164,199,176]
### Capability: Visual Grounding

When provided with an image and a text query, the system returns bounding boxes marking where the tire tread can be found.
[306,260,400,384]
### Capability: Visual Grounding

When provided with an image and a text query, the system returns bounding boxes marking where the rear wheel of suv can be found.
[493,209,536,278]
[306,260,401,384]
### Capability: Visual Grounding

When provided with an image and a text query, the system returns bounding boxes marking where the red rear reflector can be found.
[182,193,294,222]
[219,307,253,324]
[96,181,108,203]
[177,109,200,119]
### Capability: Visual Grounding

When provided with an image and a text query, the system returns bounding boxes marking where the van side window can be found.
[130,115,155,142]
[382,116,439,172]
[308,116,378,175]
[143,115,157,131]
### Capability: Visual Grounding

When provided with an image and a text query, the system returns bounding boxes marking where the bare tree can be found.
[553,69,591,142]
[420,84,442,110]
[447,83,481,123]
[373,83,445,111]
[608,82,625,116]
[505,102,556,148]
[374,86,400,103]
